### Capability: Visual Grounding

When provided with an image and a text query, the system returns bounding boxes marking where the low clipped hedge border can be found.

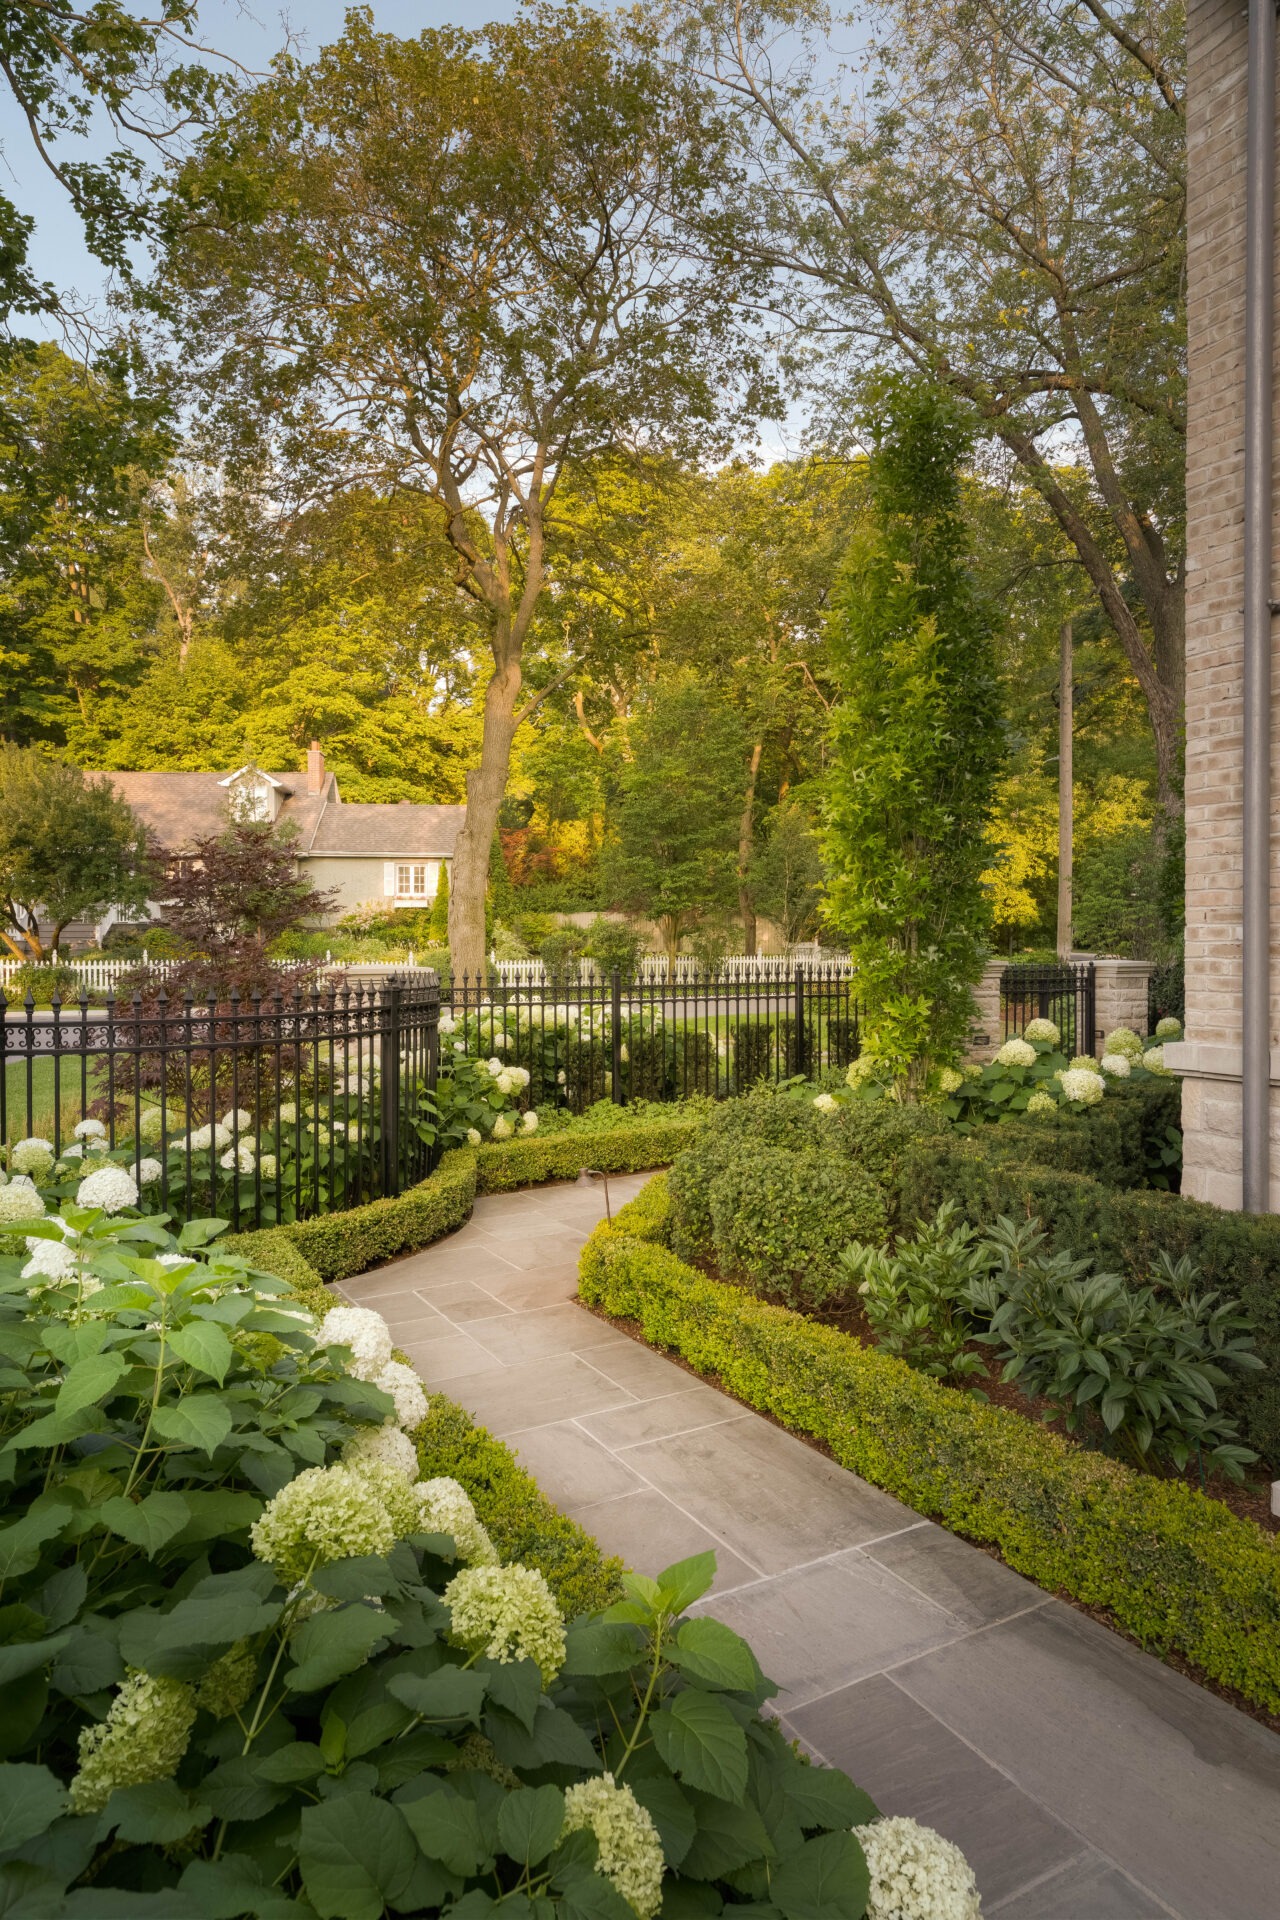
[473,1114,703,1190]
[579,1175,1280,1715]
[234,1202,623,1620]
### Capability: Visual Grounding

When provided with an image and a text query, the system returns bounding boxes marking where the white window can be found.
[396,863,430,898]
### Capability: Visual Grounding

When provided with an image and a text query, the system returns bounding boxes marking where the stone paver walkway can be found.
[339,1175,1280,1920]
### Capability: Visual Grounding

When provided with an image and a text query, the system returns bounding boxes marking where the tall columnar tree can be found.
[823,380,1005,1083]
[158,5,766,978]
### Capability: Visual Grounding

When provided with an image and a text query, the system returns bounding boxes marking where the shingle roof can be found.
[95,769,464,858]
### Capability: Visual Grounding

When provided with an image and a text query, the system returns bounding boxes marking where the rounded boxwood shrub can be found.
[667,1091,823,1261]
[708,1146,888,1309]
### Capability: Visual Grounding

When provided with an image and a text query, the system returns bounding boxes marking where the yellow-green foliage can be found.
[474,1117,701,1191]
[580,1177,1280,1715]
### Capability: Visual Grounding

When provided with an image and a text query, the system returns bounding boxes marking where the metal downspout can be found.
[1242,0,1276,1212]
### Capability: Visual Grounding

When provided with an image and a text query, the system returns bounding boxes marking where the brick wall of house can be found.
[1172,1,1280,1206]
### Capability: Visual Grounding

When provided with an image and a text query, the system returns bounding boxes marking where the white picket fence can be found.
[492,952,855,986]
[0,952,323,997]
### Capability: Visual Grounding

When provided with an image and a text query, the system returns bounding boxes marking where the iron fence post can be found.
[380,975,403,1196]
[794,967,807,1078]
[611,969,625,1104]
[1083,962,1096,1057]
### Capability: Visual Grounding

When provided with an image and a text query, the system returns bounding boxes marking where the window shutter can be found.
[383,862,396,897]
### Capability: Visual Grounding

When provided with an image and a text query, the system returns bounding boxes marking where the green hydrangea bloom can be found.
[561,1773,665,1919]
[195,1644,257,1720]
[250,1463,396,1586]
[444,1563,566,1684]
[69,1670,197,1813]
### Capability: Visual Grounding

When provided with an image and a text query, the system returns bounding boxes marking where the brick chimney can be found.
[307,741,325,794]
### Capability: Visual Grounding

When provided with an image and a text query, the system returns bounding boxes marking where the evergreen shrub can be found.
[707,1147,887,1309]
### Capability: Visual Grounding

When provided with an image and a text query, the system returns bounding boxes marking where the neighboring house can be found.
[98,743,464,927]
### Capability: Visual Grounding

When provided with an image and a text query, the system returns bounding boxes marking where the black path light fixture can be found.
[1242,0,1278,1212]
[575,1167,613,1224]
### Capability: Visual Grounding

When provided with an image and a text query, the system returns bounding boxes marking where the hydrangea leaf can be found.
[559,1872,636,1920]
[628,1774,697,1868]
[671,1619,764,1693]
[386,1664,487,1726]
[0,1633,72,1687]
[562,1621,642,1677]
[398,1781,489,1876]
[485,1699,601,1772]
[0,1762,67,1850]
[777,1757,878,1833]
[771,1830,870,1920]
[299,1792,418,1920]
[98,1779,212,1844]
[0,1502,74,1577]
[151,1395,233,1457]
[286,1605,388,1693]
[56,1351,128,1420]
[651,1691,749,1802]
[168,1321,234,1385]
[679,1790,772,1879]
[482,1656,542,1733]
[655,1552,717,1616]
[310,1555,401,1603]
[98,1493,191,1556]
[497,1785,566,1867]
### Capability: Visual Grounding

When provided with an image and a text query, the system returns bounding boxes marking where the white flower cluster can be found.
[138,1108,166,1143]
[0,1176,45,1223]
[1103,1026,1144,1063]
[858,1816,981,1920]
[10,1136,54,1179]
[812,1091,839,1113]
[994,1038,1036,1069]
[492,1115,513,1140]
[466,1127,482,1146]
[937,1067,964,1094]
[376,1358,429,1431]
[316,1304,394,1380]
[438,1013,458,1036]
[1025,1089,1057,1116]
[1142,1046,1171,1075]
[221,1108,251,1131]
[219,1142,256,1173]
[1022,1018,1060,1046]
[561,1774,664,1919]
[74,1117,107,1142]
[22,1234,78,1285]
[521,1110,538,1133]
[69,1670,197,1814]
[1067,1054,1097,1072]
[187,1123,232,1152]
[342,1422,419,1482]
[1058,1067,1105,1107]
[1155,1016,1182,1041]
[1099,1052,1131,1077]
[133,1157,164,1185]
[250,1462,398,1585]
[417,1476,498,1566]
[444,1562,566,1683]
[76,1166,139,1214]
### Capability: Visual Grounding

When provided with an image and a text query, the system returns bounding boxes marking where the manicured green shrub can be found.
[580,1181,1280,1715]
[977,1078,1182,1191]
[896,1138,1280,1466]
[825,1100,949,1194]
[476,1115,701,1191]
[666,1093,817,1261]
[708,1147,887,1309]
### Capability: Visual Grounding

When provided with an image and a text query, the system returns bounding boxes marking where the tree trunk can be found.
[738,741,764,957]
[1057,621,1073,958]
[448,663,521,981]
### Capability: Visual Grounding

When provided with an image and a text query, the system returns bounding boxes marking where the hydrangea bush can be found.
[0,1184,952,1917]
[941,1015,1175,1131]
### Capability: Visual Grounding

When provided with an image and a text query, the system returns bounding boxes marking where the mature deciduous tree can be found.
[157,5,768,975]
[682,0,1186,816]
[0,744,149,958]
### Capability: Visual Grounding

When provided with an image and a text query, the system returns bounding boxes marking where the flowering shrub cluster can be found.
[940,1016,1178,1131]
[0,1178,937,1916]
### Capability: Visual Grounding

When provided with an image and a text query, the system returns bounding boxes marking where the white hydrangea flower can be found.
[1142,1046,1171,1075]
[508,1065,531,1089]
[69,1671,197,1815]
[10,1137,54,1178]
[556,1069,567,1086]
[494,1070,516,1095]
[619,1044,629,1063]
[1104,1026,1144,1061]
[342,1422,420,1483]
[521,1110,538,1133]
[22,1238,78,1284]
[375,1358,429,1432]
[76,1165,138,1213]
[259,1153,278,1179]
[466,1128,482,1147]
[1155,1016,1182,1041]
[1059,1067,1105,1107]
[1025,1089,1057,1116]
[444,1562,566,1684]
[995,1038,1036,1069]
[221,1108,252,1132]
[813,1092,838,1113]
[1067,1054,1097,1072]
[278,1102,298,1125]
[846,1056,875,1088]
[487,1057,503,1075]
[138,1108,166,1142]
[416,1477,498,1566]
[219,1143,256,1173]
[187,1123,232,1152]
[132,1157,163,1186]
[438,1014,457,1036]
[59,1143,83,1161]
[1022,1018,1060,1047]
[348,1457,420,1536]
[561,1774,664,1919]
[858,1816,981,1920]
[250,1463,397,1585]
[454,1042,467,1054]
[963,1063,983,1080]
[315,1305,394,1382]
[74,1117,107,1141]
[492,1115,513,1141]
[1099,1052,1131,1077]
[937,1067,964,1094]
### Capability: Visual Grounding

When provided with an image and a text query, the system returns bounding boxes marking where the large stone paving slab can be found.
[566,1487,760,1595]
[855,1520,1049,1629]
[990,1853,1174,1919]
[444,1351,638,1433]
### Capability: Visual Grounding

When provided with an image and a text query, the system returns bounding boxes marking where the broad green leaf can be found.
[256,1744,327,1785]
[0,1635,71,1687]
[199,1756,292,1824]
[168,1320,233,1384]
[286,1606,388,1692]
[55,1353,127,1420]
[562,1620,642,1676]
[50,1626,123,1698]
[485,1699,601,1773]
[780,1760,878,1833]
[399,1783,488,1875]
[387,1665,486,1725]
[40,1565,87,1632]
[771,1831,870,1920]
[298,1793,418,1920]
[374,1728,457,1790]
[100,1780,212,1844]
[679,1791,772,1879]
[98,1493,191,1556]
[0,1505,73,1579]
[560,1873,636,1920]
[310,1555,401,1603]
[0,1675,48,1761]
[651,1691,749,1802]
[482,1656,541,1733]
[169,1490,262,1545]
[656,1552,717,1615]
[672,1618,764,1693]
[628,1776,696,1868]
[151,1395,233,1456]
[497,1786,565,1867]
[0,1764,67,1851]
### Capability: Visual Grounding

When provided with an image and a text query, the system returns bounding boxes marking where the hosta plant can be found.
[838,1203,989,1384]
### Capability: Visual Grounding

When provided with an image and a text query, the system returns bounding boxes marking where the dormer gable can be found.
[219,763,286,825]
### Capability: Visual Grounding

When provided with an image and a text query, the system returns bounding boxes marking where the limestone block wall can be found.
[1175,1,1280,1208]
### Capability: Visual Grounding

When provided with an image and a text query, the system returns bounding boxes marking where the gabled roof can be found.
[95,768,465,859]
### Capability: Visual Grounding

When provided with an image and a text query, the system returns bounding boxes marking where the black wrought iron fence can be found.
[443,965,861,1109]
[1000,962,1096,1056]
[1,975,439,1230]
